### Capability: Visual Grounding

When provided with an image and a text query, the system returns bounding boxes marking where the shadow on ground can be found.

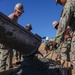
[11,57,61,75]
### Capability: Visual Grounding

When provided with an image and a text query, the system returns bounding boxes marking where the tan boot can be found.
[63,62,68,68]
[68,62,71,68]
[72,68,75,75]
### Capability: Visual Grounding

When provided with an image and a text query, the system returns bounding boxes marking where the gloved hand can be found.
[53,41,58,49]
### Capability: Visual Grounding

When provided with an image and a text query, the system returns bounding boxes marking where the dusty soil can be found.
[0,42,69,75]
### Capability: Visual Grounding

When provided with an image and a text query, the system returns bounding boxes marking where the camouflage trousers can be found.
[7,49,13,68]
[13,49,23,62]
[60,38,71,62]
[70,32,75,68]
[60,35,75,69]
[0,44,13,72]
[0,48,8,72]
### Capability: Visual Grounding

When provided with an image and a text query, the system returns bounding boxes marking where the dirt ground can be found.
[0,42,74,75]
[38,42,57,60]
[0,42,57,75]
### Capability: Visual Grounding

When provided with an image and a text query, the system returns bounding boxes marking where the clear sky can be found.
[0,0,63,40]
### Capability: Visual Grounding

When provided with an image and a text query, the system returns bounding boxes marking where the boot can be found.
[72,68,75,75]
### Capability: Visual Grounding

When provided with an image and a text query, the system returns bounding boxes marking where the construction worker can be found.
[8,3,24,22]
[44,37,49,53]
[8,3,24,68]
[0,3,24,71]
[44,37,53,54]
[53,20,72,75]
[25,24,44,58]
[19,24,33,60]
[55,0,75,75]
[25,24,32,31]
[51,21,61,60]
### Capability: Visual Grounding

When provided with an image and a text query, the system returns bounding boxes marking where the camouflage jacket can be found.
[55,0,75,43]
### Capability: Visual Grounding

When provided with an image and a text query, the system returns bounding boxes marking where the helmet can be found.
[46,37,49,41]
[14,3,24,13]
[52,21,59,28]
[56,0,59,4]
[26,24,32,30]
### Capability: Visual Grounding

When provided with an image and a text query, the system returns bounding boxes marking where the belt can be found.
[64,38,71,41]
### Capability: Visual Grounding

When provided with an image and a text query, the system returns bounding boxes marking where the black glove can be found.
[53,42,59,49]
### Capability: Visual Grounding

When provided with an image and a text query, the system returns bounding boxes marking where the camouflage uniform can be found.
[0,13,17,71]
[0,26,13,71]
[0,3,24,72]
[55,0,75,69]
[0,44,11,72]
[8,3,24,63]
[44,37,53,53]
[8,13,21,63]
[60,27,72,62]
[44,41,53,52]
[0,21,13,71]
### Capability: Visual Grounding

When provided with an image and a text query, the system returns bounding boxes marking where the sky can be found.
[0,0,63,40]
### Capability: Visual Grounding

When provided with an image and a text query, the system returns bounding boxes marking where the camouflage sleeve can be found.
[55,2,74,43]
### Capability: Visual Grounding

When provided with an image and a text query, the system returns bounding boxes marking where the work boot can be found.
[72,68,75,75]
[8,65,13,69]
